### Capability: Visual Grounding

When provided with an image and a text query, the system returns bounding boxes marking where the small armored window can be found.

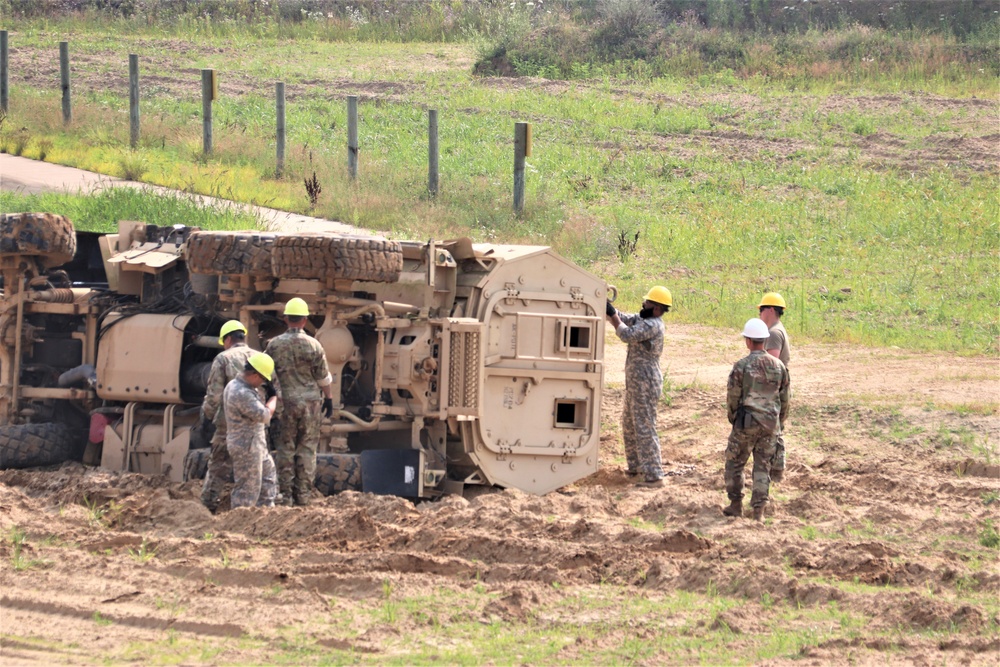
[568,325,590,349]
[554,399,587,429]
[557,319,593,353]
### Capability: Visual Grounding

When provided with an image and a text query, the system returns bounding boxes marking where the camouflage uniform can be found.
[265,328,332,504]
[615,310,666,482]
[200,342,255,511]
[223,375,278,509]
[725,350,790,510]
[765,320,792,476]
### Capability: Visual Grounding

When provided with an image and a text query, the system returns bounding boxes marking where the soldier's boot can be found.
[294,486,315,507]
[752,505,765,522]
[722,499,743,517]
[770,469,784,484]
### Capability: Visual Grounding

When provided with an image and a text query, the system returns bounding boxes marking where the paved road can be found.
[0,154,365,235]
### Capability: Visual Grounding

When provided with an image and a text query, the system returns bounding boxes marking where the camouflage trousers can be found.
[274,400,321,504]
[227,439,278,509]
[724,424,778,509]
[201,432,233,512]
[622,376,663,481]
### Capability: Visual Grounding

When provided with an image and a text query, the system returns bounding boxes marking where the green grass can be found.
[0,188,264,233]
[127,537,157,564]
[7,525,48,571]
[0,20,996,355]
[100,585,929,666]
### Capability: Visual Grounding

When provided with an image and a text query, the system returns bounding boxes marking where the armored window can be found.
[554,399,587,429]
[557,319,593,354]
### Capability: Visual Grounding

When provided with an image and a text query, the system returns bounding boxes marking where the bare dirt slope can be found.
[1,325,998,665]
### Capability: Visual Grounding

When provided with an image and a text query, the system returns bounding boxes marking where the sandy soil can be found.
[1,324,998,665]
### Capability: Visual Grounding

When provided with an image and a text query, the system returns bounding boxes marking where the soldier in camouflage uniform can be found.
[265,298,334,506]
[607,286,672,487]
[759,292,792,483]
[200,320,268,512]
[224,353,279,509]
[723,318,790,521]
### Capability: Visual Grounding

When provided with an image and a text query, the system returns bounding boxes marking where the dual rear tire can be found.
[185,231,403,283]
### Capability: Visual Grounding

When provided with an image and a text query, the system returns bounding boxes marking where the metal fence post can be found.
[513,122,529,215]
[128,54,140,149]
[428,109,439,197]
[202,69,214,155]
[59,41,71,125]
[276,82,286,177]
[347,95,358,180]
[1,31,9,114]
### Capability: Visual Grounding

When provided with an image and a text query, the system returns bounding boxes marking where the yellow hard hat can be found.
[759,292,787,309]
[247,352,274,381]
[284,297,310,317]
[218,319,247,346]
[643,286,672,307]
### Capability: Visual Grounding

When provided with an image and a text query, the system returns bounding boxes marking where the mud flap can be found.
[360,450,424,497]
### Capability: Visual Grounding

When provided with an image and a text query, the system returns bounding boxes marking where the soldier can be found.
[723,318,790,521]
[224,352,279,509]
[759,292,792,483]
[200,320,261,512]
[265,298,334,506]
[606,286,671,487]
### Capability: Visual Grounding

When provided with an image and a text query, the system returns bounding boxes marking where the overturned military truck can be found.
[0,213,609,497]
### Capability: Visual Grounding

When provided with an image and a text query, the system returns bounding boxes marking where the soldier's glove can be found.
[322,397,334,419]
[263,382,277,401]
[606,300,616,317]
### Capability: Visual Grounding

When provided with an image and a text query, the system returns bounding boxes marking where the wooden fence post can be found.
[201,69,214,155]
[59,41,71,125]
[128,54,140,149]
[347,95,358,181]
[276,82,286,177]
[428,109,439,197]
[1,31,9,114]
[513,122,530,215]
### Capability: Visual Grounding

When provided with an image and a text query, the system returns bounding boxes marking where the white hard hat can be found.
[742,318,770,340]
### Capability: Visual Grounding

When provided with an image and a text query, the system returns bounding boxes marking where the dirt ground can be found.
[1,325,997,665]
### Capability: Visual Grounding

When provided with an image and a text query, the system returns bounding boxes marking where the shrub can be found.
[116,150,148,181]
[11,130,31,157]
[35,139,53,161]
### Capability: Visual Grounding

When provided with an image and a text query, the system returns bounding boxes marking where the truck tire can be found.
[0,423,82,469]
[184,231,279,277]
[314,452,362,495]
[0,213,77,269]
[271,234,403,283]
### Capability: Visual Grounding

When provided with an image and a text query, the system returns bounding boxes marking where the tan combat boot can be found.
[722,499,743,517]
[752,505,765,522]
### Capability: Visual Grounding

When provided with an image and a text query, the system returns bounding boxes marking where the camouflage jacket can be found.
[766,320,792,367]
[727,350,790,432]
[201,343,256,431]
[223,375,271,450]
[264,328,332,405]
[616,312,665,384]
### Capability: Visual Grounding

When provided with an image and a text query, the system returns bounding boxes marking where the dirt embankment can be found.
[1,325,998,665]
